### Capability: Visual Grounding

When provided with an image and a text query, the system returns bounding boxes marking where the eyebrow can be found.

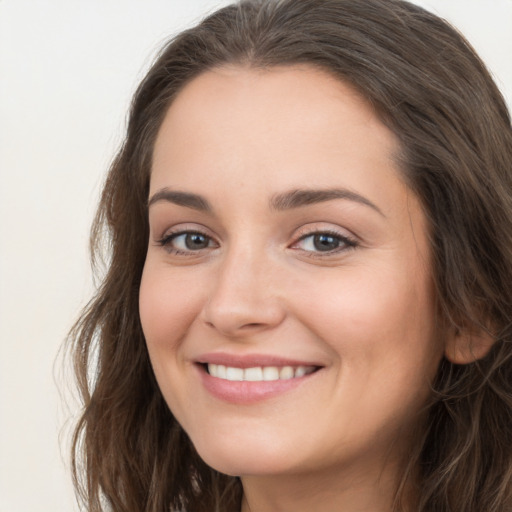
[148,188,212,212]
[147,186,384,217]
[270,188,385,216]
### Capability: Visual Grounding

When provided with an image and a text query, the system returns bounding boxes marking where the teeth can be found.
[244,367,263,381]
[262,366,280,381]
[207,364,315,381]
[280,366,294,379]
[225,366,244,381]
[295,366,307,377]
[217,364,227,379]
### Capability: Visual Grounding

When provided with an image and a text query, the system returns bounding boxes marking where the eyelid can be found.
[158,230,215,246]
[290,225,359,255]
[155,222,214,242]
[155,224,219,255]
[152,222,359,257]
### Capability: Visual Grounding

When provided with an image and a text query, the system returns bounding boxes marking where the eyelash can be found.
[157,230,217,255]
[293,229,358,257]
[156,228,358,257]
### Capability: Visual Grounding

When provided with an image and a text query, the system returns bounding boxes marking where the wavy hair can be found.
[68,0,512,510]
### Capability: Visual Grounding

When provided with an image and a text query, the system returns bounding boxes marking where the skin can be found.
[139,65,446,512]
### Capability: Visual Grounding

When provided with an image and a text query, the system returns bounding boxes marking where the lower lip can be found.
[198,365,318,404]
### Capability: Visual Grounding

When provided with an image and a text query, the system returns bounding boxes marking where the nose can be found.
[201,247,286,338]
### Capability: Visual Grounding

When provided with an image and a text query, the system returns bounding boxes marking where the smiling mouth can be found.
[205,363,319,382]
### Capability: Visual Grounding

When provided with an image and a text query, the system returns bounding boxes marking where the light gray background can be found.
[1,1,511,511]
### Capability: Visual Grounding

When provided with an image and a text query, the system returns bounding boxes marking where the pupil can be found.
[313,234,339,251]
[186,233,208,250]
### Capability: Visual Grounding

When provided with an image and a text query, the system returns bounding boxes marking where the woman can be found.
[68,0,512,510]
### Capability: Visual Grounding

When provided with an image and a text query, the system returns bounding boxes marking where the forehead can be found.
[153,66,397,176]
[154,65,395,154]
[162,64,378,127]
[150,65,413,221]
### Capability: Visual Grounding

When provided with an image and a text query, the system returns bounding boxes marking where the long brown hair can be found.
[68,0,512,510]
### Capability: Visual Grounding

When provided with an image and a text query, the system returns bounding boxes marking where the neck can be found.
[239,453,418,512]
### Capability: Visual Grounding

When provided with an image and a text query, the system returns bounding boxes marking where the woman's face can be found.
[139,65,444,479]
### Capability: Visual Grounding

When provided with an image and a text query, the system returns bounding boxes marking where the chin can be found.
[191,433,299,477]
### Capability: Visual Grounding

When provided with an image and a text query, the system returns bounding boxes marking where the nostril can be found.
[204,319,266,331]
[201,297,286,335]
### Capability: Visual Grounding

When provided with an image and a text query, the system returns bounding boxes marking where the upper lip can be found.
[195,352,324,369]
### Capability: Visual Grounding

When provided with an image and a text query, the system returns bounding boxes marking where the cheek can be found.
[139,263,203,354]
[138,263,208,423]
[313,268,441,437]
[294,260,441,380]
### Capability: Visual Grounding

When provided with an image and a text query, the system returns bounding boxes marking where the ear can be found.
[444,325,495,365]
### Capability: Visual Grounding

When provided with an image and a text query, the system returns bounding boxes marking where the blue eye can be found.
[295,232,356,253]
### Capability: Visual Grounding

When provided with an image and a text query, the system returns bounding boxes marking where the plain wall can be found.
[0,1,510,511]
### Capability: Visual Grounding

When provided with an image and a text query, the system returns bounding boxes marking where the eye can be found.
[293,231,357,254]
[158,230,217,254]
